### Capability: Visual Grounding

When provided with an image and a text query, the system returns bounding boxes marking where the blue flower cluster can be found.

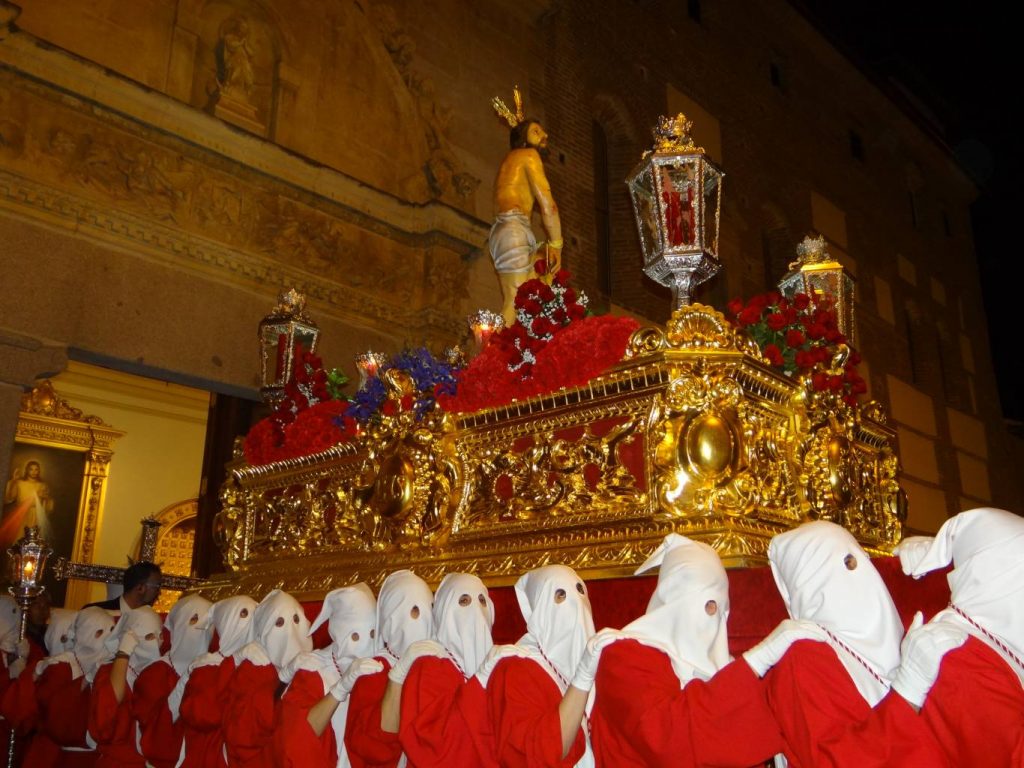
[346,347,460,424]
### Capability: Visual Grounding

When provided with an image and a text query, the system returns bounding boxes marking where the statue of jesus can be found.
[490,88,563,326]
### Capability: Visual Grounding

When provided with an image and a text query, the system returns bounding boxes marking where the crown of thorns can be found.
[491,85,525,128]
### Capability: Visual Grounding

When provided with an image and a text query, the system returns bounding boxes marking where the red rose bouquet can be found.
[726,290,867,406]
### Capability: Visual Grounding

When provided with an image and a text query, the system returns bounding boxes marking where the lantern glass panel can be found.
[294,327,318,357]
[261,326,290,384]
[629,165,659,261]
[660,161,698,249]
[702,164,721,256]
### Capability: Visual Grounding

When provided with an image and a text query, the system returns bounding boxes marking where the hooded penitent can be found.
[433,572,494,678]
[206,595,258,661]
[253,590,312,682]
[625,533,731,684]
[307,582,378,679]
[376,570,434,663]
[44,607,77,656]
[514,564,595,691]
[105,605,164,687]
[36,606,116,682]
[899,507,1024,684]
[769,520,903,706]
[164,594,214,677]
[301,582,378,768]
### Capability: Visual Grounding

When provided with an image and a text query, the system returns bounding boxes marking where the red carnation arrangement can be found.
[440,259,638,412]
[502,259,589,378]
[243,345,357,465]
[726,290,867,406]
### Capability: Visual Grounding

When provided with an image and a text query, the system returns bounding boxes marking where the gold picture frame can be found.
[2,381,123,607]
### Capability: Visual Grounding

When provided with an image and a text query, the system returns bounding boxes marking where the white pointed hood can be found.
[625,534,731,684]
[105,606,164,687]
[376,570,434,662]
[36,606,116,682]
[206,595,257,661]
[165,594,214,676]
[433,573,494,678]
[309,582,377,670]
[44,608,78,656]
[769,520,903,706]
[899,507,1024,684]
[254,590,312,682]
[515,564,595,691]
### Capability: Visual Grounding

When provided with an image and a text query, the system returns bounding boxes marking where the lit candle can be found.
[355,351,389,389]
[468,309,505,350]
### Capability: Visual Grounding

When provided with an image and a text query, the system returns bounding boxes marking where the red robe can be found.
[765,639,950,767]
[221,659,281,768]
[920,635,1024,767]
[0,639,55,762]
[345,656,403,768]
[272,668,337,768]
[131,659,183,768]
[486,656,585,768]
[33,660,97,767]
[88,662,146,768]
[179,656,236,768]
[399,655,499,768]
[590,639,783,767]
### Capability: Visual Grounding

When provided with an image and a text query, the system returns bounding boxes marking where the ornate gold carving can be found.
[19,380,107,425]
[209,306,903,599]
[651,113,704,155]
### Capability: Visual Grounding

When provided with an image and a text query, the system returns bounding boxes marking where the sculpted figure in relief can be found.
[217,15,255,100]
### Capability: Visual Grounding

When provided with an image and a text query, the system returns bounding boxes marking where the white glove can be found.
[474,645,532,688]
[16,637,30,659]
[331,657,383,701]
[893,537,935,577]
[8,656,27,679]
[387,639,447,685]
[117,630,140,657]
[891,619,967,708]
[570,628,628,692]
[238,641,271,667]
[743,619,828,677]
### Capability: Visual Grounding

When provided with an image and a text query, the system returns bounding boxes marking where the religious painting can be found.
[2,381,123,607]
[2,445,89,606]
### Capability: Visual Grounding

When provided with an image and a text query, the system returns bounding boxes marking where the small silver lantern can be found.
[6,526,52,631]
[355,350,389,390]
[258,289,320,405]
[627,113,724,310]
[779,235,857,346]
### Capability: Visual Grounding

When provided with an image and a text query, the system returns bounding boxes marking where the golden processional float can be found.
[202,115,906,600]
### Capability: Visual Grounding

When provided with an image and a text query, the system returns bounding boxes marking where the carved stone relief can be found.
[0,72,480,339]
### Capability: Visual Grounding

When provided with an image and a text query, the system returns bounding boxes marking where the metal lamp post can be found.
[6,526,53,767]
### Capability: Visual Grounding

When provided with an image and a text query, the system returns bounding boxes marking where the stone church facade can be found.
[1,0,1017,540]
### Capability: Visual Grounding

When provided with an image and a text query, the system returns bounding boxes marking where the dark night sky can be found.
[795,2,1022,422]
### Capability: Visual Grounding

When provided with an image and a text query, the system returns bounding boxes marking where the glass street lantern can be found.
[779,235,857,346]
[627,113,724,311]
[6,526,52,607]
[258,289,319,405]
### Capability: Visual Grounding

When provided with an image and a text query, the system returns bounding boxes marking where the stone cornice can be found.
[0,27,491,252]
